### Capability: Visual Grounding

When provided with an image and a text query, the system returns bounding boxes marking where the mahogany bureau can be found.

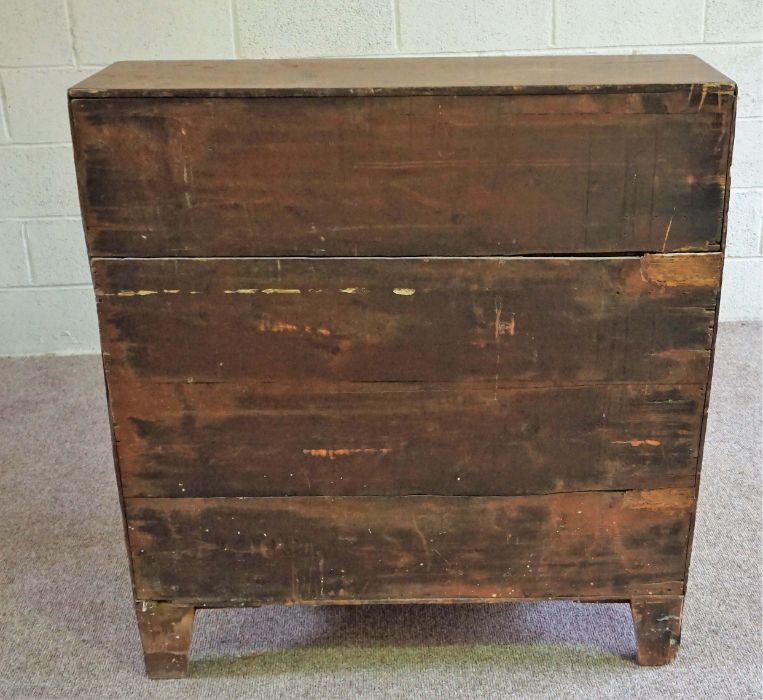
[69,55,735,678]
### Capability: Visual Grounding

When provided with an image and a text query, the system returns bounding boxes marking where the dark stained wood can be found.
[630,595,684,666]
[69,55,734,99]
[126,490,692,605]
[71,89,734,257]
[682,90,738,584]
[113,380,704,498]
[93,255,721,386]
[69,56,734,673]
[134,601,195,679]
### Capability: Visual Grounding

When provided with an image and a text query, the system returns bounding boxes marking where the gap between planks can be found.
[91,251,722,262]
[123,486,696,501]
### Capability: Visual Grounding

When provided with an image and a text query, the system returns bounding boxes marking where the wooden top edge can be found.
[69,54,735,98]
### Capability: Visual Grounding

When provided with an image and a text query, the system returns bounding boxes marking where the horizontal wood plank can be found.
[126,491,693,604]
[72,90,733,257]
[93,255,721,386]
[114,380,704,498]
[69,55,734,99]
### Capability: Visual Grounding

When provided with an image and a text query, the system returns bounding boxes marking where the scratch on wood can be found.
[412,515,432,571]
[661,215,673,253]
[393,288,416,296]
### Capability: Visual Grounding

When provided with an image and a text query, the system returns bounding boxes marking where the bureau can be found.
[69,55,735,678]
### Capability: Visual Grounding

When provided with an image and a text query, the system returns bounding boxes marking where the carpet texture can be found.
[0,322,761,699]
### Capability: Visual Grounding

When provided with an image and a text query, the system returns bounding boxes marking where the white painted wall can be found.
[0,0,760,355]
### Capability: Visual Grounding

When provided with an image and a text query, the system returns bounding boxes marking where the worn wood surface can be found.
[630,595,684,665]
[71,89,733,257]
[113,380,704,498]
[134,601,195,679]
[69,56,733,669]
[126,490,692,604]
[93,255,720,386]
[69,55,733,99]
[94,255,719,498]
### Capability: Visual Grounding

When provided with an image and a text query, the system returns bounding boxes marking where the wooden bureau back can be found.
[69,55,735,675]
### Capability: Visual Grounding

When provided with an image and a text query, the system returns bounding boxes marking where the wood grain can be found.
[113,380,704,498]
[69,55,734,99]
[134,602,195,679]
[93,255,721,386]
[69,55,734,673]
[126,490,693,604]
[631,595,684,665]
[71,89,733,257]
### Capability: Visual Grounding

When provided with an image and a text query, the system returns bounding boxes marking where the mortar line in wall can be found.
[298,42,760,64]
[0,142,71,149]
[0,76,11,141]
[525,39,762,50]
[0,40,759,74]
[62,0,79,69]
[0,63,87,70]
[0,216,82,223]
[229,0,241,58]
[700,0,708,42]
[551,0,557,47]
[0,284,92,293]
[393,0,402,52]
[0,64,107,73]
[19,223,34,285]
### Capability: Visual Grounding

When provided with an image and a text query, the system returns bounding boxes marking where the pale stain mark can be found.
[639,254,721,289]
[613,439,662,447]
[393,288,416,296]
[302,448,392,459]
[116,290,157,297]
[255,320,331,336]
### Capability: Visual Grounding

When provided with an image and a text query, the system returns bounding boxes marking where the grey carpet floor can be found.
[0,321,761,699]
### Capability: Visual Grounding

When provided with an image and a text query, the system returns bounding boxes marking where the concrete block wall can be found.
[0,0,760,355]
